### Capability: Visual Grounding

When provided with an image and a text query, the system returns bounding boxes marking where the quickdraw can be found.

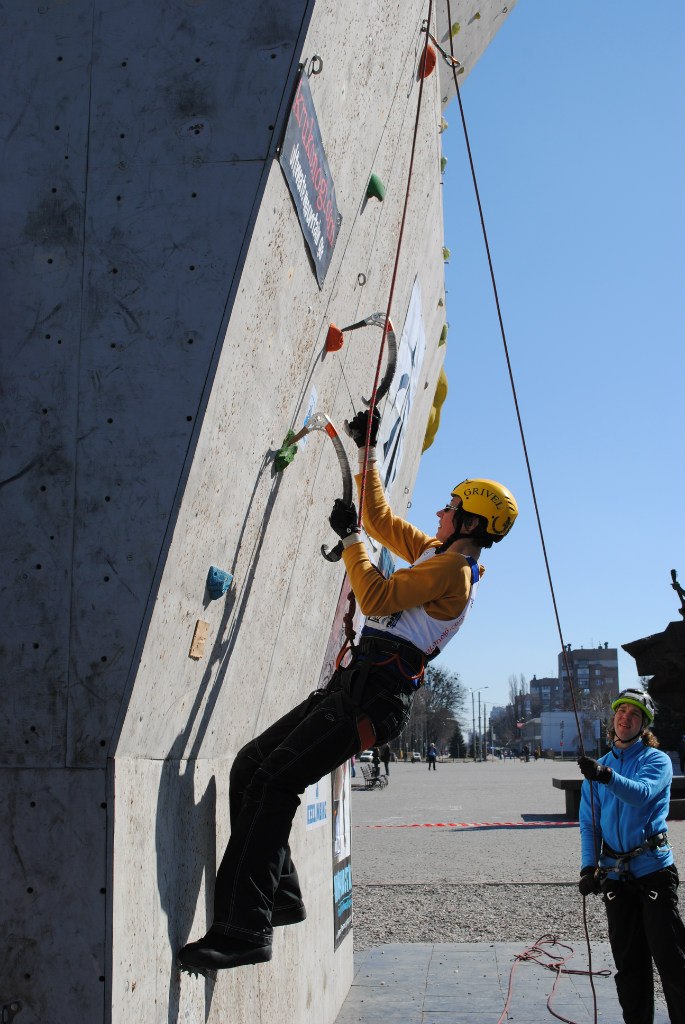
[287,412,352,562]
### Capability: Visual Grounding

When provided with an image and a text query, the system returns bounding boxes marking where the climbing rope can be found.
[328,1,436,671]
[443,2,603,1019]
[444,0,584,745]
[496,934,611,1024]
[357,0,435,531]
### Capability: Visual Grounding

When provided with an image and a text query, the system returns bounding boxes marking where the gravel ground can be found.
[352,882,607,950]
[350,759,684,1006]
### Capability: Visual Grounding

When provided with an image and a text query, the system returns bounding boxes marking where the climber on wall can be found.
[178,406,518,974]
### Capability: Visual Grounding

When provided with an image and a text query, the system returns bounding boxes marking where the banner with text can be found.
[331,760,352,948]
[279,72,342,288]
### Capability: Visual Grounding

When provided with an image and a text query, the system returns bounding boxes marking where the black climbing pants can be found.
[602,866,685,1024]
[211,656,415,945]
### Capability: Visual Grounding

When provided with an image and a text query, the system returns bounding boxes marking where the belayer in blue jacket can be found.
[578,688,685,1024]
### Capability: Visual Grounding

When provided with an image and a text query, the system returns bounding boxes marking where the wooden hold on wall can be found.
[189,620,209,660]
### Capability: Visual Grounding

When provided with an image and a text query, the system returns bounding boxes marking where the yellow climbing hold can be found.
[422,368,448,453]
[451,22,460,37]
[442,246,451,262]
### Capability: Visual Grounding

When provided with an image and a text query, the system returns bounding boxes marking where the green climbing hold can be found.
[451,21,460,37]
[442,246,451,262]
[440,156,448,174]
[366,173,386,202]
[439,324,448,346]
[275,429,298,472]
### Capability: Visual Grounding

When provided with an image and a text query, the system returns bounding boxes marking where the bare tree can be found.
[405,665,465,752]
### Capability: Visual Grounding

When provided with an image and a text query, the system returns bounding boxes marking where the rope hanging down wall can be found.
[357,0,435,530]
[442,2,603,1020]
[275,1,435,568]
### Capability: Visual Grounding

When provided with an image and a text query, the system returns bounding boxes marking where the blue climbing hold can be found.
[207,566,233,600]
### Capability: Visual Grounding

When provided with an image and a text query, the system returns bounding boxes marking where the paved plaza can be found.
[334,757,684,1023]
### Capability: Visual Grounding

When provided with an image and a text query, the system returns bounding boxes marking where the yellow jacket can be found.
[341,466,483,657]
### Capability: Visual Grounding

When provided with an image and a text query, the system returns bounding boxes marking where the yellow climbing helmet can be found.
[451,479,518,541]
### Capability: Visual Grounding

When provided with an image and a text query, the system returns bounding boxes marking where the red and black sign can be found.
[279,72,342,288]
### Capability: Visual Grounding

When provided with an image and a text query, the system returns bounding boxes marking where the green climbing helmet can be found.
[611,688,655,725]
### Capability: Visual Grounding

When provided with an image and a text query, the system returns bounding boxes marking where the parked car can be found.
[358,750,373,762]
[411,751,422,762]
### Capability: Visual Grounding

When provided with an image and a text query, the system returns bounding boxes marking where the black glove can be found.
[578,756,612,784]
[578,866,600,896]
[329,499,360,539]
[346,408,380,449]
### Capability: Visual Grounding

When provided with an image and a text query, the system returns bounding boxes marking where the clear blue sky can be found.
[410,0,685,713]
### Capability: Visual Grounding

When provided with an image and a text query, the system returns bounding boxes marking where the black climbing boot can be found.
[178,928,272,974]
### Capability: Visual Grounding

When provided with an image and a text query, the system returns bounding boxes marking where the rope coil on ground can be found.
[496,934,611,1024]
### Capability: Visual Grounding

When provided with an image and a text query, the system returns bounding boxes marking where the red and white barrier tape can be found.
[353,820,578,828]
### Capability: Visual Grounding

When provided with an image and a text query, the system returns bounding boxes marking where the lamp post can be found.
[469,687,489,762]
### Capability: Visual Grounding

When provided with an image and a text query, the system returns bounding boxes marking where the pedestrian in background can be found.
[372,746,381,780]
[381,743,391,777]
[427,743,437,770]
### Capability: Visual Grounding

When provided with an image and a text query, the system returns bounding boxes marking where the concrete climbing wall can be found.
[0,1,516,1022]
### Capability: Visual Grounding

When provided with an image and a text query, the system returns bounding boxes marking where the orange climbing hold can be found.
[418,44,437,79]
[325,323,344,352]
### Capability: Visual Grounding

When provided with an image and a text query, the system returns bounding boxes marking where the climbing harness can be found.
[357,633,426,686]
[599,832,671,876]
[287,412,352,562]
